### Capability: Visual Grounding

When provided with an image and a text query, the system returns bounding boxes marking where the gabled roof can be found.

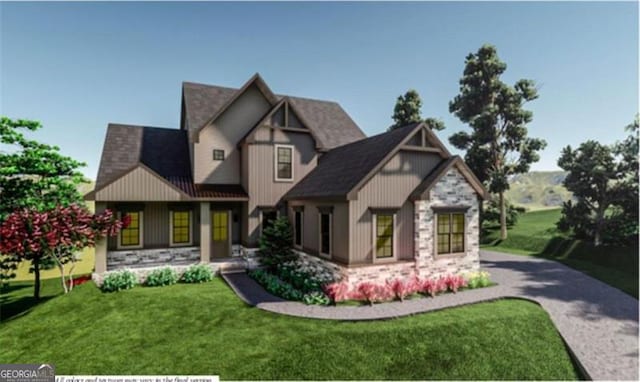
[238,97,323,149]
[87,124,248,201]
[284,122,424,200]
[182,74,365,149]
[410,156,489,200]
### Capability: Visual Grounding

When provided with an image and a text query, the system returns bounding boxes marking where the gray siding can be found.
[107,202,200,250]
[349,150,441,264]
[244,128,318,245]
[288,200,349,264]
[193,84,272,184]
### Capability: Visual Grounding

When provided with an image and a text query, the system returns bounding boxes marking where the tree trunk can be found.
[33,256,41,300]
[594,208,605,247]
[499,192,508,240]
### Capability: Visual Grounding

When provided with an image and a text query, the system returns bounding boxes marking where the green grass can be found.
[0,277,580,380]
[482,208,639,298]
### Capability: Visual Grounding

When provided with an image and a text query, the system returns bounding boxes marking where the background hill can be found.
[505,171,573,211]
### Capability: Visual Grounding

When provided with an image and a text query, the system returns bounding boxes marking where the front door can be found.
[211,210,230,259]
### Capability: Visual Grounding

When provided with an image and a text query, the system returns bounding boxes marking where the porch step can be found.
[218,261,247,275]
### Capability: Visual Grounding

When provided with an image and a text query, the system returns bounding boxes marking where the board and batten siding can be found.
[107,202,200,250]
[193,84,272,184]
[349,150,441,264]
[95,166,184,201]
[288,200,349,264]
[244,128,318,245]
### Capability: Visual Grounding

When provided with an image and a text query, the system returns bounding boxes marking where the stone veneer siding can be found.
[292,167,480,286]
[106,246,200,270]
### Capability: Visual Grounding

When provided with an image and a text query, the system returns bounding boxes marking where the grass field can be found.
[482,209,639,298]
[0,277,580,380]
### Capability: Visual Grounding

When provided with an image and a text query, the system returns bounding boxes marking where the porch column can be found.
[200,202,211,263]
[94,202,108,273]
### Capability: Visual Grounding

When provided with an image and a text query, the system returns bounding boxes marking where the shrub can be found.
[302,291,330,305]
[324,281,349,303]
[145,267,178,287]
[421,277,447,297]
[387,277,420,301]
[356,282,392,305]
[445,274,467,293]
[464,271,492,289]
[276,264,323,293]
[258,217,297,271]
[101,270,137,292]
[248,268,305,301]
[181,264,214,283]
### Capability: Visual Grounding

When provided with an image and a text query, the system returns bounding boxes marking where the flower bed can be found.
[249,266,494,306]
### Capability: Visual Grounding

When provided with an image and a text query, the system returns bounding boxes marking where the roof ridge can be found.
[324,122,418,154]
[107,123,179,131]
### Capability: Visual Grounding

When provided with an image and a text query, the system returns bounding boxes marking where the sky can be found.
[1,1,638,179]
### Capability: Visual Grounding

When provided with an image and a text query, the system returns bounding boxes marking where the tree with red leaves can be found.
[0,204,126,299]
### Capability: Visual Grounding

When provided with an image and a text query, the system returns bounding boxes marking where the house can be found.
[86,73,487,285]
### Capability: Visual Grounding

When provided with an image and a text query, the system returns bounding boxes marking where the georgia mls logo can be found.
[0,364,55,382]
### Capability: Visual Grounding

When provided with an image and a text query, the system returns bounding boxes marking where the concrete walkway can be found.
[222,250,639,381]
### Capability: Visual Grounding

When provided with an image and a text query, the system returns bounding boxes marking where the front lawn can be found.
[482,208,639,298]
[0,277,580,380]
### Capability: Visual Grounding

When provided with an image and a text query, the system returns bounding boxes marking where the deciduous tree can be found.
[448,44,546,239]
[0,205,126,298]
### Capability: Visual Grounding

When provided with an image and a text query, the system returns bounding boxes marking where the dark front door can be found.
[211,210,230,259]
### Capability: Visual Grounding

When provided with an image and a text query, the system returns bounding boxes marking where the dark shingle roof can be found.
[285,123,422,199]
[182,81,365,149]
[93,124,248,199]
[95,124,143,189]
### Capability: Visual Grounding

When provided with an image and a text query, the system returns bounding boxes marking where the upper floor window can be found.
[275,144,293,181]
[213,149,225,161]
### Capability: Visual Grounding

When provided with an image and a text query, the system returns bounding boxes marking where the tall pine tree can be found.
[448,44,546,240]
[389,89,445,131]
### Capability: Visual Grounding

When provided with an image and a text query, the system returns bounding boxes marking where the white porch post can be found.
[94,202,108,273]
[200,202,211,263]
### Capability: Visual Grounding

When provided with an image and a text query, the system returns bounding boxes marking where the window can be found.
[437,213,465,254]
[294,210,303,248]
[375,214,394,258]
[213,149,225,161]
[275,145,293,181]
[212,211,228,241]
[261,210,278,233]
[119,211,142,248]
[171,211,191,246]
[319,213,331,256]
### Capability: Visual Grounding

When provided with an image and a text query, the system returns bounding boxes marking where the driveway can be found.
[223,250,639,380]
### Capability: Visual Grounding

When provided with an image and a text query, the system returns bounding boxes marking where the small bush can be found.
[101,270,137,292]
[356,282,392,305]
[248,268,305,301]
[302,291,330,305]
[464,271,492,289]
[387,277,420,302]
[324,281,349,303]
[181,264,214,283]
[145,267,178,287]
[444,274,467,293]
[421,277,447,297]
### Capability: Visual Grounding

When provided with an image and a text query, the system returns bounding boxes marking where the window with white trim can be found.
[275,145,293,181]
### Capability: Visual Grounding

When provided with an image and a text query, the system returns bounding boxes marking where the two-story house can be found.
[86,74,487,285]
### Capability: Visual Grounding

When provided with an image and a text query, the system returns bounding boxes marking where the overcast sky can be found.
[1,1,637,179]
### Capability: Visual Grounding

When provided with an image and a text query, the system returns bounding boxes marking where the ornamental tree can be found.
[389,89,445,131]
[0,205,127,298]
[557,117,639,246]
[448,44,546,239]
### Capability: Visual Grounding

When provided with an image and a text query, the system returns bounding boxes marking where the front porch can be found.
[95,201,249,273]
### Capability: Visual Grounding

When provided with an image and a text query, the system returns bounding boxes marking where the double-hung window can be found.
[119,211,143,249]
[375,214,394,259]
[275,145,293,181]
[171,210,192,246]
[437,212,465,254]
